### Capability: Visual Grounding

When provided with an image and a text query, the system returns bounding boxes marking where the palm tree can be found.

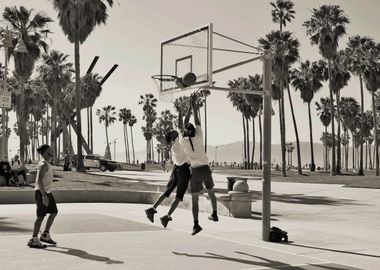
[128,115,137,163]
[38,50,72,164]
[96,105,116,159]
[270,0,302,174]
[330,51,351,174]
[316,97,332,170]
[304,4,350,175]
[291,60,326,171]
[340,97,360,171]
[345,36,375,175]
[52,0,114,171]
[153,110,177,160]
[119,108,131,163]
[362,42,380,175]
[3,6,52,162]
[259,30,299,176]
[139,94,158,162]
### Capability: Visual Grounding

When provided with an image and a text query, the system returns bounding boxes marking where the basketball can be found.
[182,72,196,87]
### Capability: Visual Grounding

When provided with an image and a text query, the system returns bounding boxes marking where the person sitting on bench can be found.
[11,154,27,186]
[0,156,12,186]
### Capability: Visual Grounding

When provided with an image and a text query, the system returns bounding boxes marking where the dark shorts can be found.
[35,190,58,217]
[189,165,214,193]
[164,163,191,201]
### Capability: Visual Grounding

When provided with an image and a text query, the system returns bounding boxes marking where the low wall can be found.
[0,189,234,216]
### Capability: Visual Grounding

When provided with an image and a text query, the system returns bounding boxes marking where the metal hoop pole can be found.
[262,50,272,242]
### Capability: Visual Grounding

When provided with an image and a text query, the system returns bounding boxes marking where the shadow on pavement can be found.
[173,251,358,269]
[286,243,380,259]
[44,246,124,264]
[250,191,363,206]
[0,217,30,233]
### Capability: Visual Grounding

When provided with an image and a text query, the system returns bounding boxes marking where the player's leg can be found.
[40,193,58,245]
[146,167,177,223]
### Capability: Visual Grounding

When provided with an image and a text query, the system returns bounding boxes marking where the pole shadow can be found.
[44,246,124,264]
[285,243,380,259]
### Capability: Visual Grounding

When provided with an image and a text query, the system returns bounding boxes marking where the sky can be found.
[1,0,380,161]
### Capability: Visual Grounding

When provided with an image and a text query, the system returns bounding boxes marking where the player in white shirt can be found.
[180,94,218,236]
[145,112,191,228]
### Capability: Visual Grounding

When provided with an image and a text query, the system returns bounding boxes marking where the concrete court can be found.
[1,173,380,270]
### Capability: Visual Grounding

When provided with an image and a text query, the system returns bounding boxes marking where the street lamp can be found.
[215,146,218,163]
[0,27,27,160]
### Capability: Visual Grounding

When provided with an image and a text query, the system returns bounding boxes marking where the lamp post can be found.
[0,27,27,160]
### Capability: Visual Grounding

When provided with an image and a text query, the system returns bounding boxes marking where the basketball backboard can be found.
[158,23,213,94]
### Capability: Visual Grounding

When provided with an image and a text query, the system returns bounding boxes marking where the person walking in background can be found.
[10,154,27,186]
[180,94,218,236]
[27,144,58,249]
[63,150,71,171]
[145,111,191,228]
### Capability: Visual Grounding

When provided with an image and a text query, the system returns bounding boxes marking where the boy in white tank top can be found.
[27,144,58,249]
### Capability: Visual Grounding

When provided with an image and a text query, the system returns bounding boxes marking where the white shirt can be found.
[180,125,209,167]
[35,159,53,193]
[171,136,189,166]
[11,159,22,170]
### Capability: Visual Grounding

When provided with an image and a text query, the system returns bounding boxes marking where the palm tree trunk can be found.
[369,143,372,170]
[365,140,368,170]
[345,129,349,172]
[325,126,328,170]
[358,73,364,175]
[372,91,379,175]
[259,113,263,170]
[125,125,130,163]
[87,107,90,151]
[123,125,127,163]
[90,106,94,153]
[151,137,155,162]
[46,105,49,145]
[130,126,135,163]
[245,116,250,169]
[105,125,109,148]
[328,59,336,175]
[287,86,302,174]
[280,89,287,177]
[51,99,57,165]
[336,91,341,174]
[19,76,26,162]
[75,40,84,172]
[242,114,247,169]
[204,96,207,153]
[308,102,315,171]
[251,117,255,169]
[352,132,355,170]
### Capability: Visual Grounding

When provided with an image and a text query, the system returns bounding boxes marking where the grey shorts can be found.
[189,165,214,193]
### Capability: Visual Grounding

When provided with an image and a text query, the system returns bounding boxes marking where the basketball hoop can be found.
[151,74,179,103]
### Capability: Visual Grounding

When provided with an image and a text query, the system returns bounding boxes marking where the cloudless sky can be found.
[1,0,380,160]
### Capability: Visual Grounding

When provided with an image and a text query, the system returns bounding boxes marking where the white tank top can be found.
[35,159,53,193]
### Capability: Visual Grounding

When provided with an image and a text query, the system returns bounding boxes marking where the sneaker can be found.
[27,237,47,249]
[145,208,157,223]
[40,232,57,245]
[191,225,203,236]
[208,213,219,222]
[160,215,172,228]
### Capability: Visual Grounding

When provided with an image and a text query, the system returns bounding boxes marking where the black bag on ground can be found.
[270,226,288,242]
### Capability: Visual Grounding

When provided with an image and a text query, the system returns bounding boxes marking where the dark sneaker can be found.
[145,208,157,223]
[27,238,47,249]
[191,225,203,236]
[208,213,219,222]
[160,215,172,228]
[40,232,57,245]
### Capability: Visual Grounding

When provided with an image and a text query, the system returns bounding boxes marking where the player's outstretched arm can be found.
[178,110,184,129]
[184,99,192,124]
[191,94,201,126]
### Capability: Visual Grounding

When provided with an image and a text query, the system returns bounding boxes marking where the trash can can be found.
[141,163,145,170]
[227,177,236,192]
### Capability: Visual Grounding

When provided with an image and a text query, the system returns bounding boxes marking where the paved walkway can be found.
[1,171,379,269]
